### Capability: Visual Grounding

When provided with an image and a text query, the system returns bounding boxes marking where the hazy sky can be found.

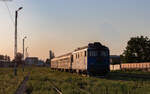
[0,0,150,60]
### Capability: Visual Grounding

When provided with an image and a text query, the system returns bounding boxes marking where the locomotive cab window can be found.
[88,51,98,57]
[100,51,108,56]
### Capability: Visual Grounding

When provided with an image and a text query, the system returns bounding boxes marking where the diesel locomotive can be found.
[51,42,110,75]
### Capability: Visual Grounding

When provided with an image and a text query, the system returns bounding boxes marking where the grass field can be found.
[25,67,150,94]
[0,67,28,94]
[0,67,150,94]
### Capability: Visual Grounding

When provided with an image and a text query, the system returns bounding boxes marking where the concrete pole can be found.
[14,7,23,76]
[14,10,18,76]
[14,10,17,59]
[23,36,27,59]
[22,36,26,72]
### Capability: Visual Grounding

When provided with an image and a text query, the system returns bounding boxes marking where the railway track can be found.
[113,73,150,79]
[15,73,30,94]
[50,80,62,94]
[78,88,91,94]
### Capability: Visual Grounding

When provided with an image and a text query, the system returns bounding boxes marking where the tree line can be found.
[121,36,150,63]
[0,55,10,62]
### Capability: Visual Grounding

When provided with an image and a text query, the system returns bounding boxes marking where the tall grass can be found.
[0,67,28,94]
[26,67,150,94]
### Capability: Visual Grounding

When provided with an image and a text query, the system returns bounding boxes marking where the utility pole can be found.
[14,11,17,59]
[25,47,29,58]
[14,7,23,76]
[22,36,27,72]
[23,36,27,59]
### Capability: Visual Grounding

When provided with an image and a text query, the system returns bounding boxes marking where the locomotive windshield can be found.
[88,50,108,57]
[99,50,108,57]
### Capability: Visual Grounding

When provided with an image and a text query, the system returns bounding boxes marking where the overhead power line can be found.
[3,1,15,25]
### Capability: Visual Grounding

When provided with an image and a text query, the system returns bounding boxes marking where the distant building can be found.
[25,57,38,65]
[110,55,121,65]
[0,54,11,67]
[36,60,44,66]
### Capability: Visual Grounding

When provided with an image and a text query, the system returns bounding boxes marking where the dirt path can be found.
[15,73,29,94]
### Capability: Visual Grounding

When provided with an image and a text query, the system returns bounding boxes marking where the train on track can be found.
[51,42,110,75]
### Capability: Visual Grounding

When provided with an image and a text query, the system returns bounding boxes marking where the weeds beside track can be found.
[0,68,28,94]
[15,73,29,94]
[50,80,62,94]
[1,67,150,94]
[25,67,150,94]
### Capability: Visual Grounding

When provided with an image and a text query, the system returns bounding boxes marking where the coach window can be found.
[74,54,76,59]
[76,53,77,58]
[71,55,73,62]
[80,52,81,57]
[85,51,87,57]
[79,53,80,58]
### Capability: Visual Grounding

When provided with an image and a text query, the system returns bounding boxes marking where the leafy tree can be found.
[0,55,10,62]
[13,52,23,65]
[121,36,150,63]
[4,55,10,62]
[0,55,4,60]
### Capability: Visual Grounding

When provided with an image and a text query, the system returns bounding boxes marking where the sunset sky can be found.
[0,0,150,60]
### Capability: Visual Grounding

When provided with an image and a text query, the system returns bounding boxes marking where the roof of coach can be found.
[74,46,88,51]
[51,52,72,61]
[54,52,72,59]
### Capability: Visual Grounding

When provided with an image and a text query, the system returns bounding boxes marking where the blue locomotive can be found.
[51,42,110,75]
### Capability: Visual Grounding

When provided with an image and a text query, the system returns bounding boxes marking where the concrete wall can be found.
[110,62,150,71]
[121,62,150,69]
